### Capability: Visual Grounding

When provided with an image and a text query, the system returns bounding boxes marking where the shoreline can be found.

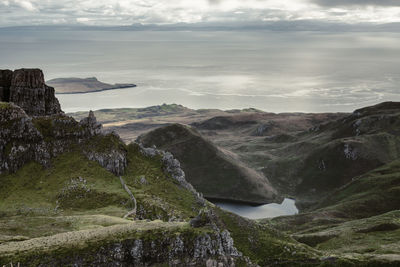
[55,84,137,95]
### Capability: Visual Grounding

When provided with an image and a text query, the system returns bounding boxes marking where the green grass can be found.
[214,207,320,266]
[0,140,203,241]
[0,150,128,217]
[266,160,400,264]
[0,102,11,109]
[291,211,400,257]
[84,133,126,153]
[269,160,400,234]
[0,220,191,265]
[138,123,278,204]
[32,115,85,142]
[0,130,322,266]
[315,159,400,219]
[122,143,201,220]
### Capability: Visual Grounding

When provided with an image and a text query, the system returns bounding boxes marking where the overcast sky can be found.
[0,0,399,27]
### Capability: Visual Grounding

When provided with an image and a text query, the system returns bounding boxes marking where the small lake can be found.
[213,198,298,219]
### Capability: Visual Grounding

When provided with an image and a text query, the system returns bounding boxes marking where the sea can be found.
[1,29,400,113]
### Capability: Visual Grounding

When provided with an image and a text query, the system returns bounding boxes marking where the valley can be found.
[0,68,399,266]
[70,101,400,265]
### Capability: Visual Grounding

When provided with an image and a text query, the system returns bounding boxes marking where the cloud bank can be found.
[312,0,400,7]
[0,0,399,27]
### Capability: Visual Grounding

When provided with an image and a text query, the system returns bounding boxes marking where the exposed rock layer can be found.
[0,223,248,267]
[0,70,13,102]
[0,103,125,176]
[0,68,62,116]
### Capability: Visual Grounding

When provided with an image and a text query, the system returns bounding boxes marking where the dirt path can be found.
[119,176,137,219]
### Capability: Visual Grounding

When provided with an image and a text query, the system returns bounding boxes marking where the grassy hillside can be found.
[69,102,400,208]
[137,123,279,204]
[3,101,400,265]
[0,147,321,266]
[0,113,321,265]
[265,160,400,264]
[268,160,400,230]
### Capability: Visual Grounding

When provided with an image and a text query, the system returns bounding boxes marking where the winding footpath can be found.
[119,176,137,219]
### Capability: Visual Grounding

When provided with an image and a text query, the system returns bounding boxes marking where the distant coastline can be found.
[55,84,137,94]
[47,77,136,94]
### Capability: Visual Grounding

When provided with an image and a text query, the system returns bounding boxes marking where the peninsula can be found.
[47,77,136,94]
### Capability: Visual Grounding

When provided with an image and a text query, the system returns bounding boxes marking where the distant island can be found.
[47,77,136,94]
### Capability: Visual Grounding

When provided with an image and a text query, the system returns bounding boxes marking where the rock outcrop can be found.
[0,69,128,176]
[79,110,102,135]
[0,103,126,176]
[0,68,62,116]
[0,69,13,102]
[0,222,249,267]
[84,142,127,176]
[138,142,206,207]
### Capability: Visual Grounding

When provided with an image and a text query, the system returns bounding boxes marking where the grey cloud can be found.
[207,0,223,4]
[0,0,399,27]
[312,0,400,7]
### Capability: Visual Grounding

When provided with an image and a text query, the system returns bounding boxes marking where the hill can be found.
[265,160,400,263]
[137,124,279,204]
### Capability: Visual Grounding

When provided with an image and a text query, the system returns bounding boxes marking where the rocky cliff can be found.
[0,102,127,176]
[0,68,127,176]
[0,221,246,267]
[0,70,13,102]
[0,68,62,116]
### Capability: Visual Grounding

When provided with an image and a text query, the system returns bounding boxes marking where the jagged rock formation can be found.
[0,221,250,267]
[79,110,102,135]
[84,142,127,176]
[0,68,126,176]
[0,102,125,176]
[0,68,62,116]
[138,142,206,207]
[79,111,127,175]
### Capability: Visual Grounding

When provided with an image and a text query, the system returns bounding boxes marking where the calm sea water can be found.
[1,29,400,112]
[214,198,298,219]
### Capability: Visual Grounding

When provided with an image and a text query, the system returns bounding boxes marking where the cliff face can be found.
[0,102,126,175]
[0,68,128,176]
[0,222,244,267]
[0,70,13,102]
[0,68,62,116]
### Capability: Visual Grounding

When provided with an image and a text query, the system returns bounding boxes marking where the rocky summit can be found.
[0,68,62,116]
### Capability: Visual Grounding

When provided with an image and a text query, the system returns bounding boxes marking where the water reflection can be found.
[1,30,400,113]
[213,198,298,219]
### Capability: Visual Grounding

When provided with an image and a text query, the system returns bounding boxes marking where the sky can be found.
[0,0,400,27]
